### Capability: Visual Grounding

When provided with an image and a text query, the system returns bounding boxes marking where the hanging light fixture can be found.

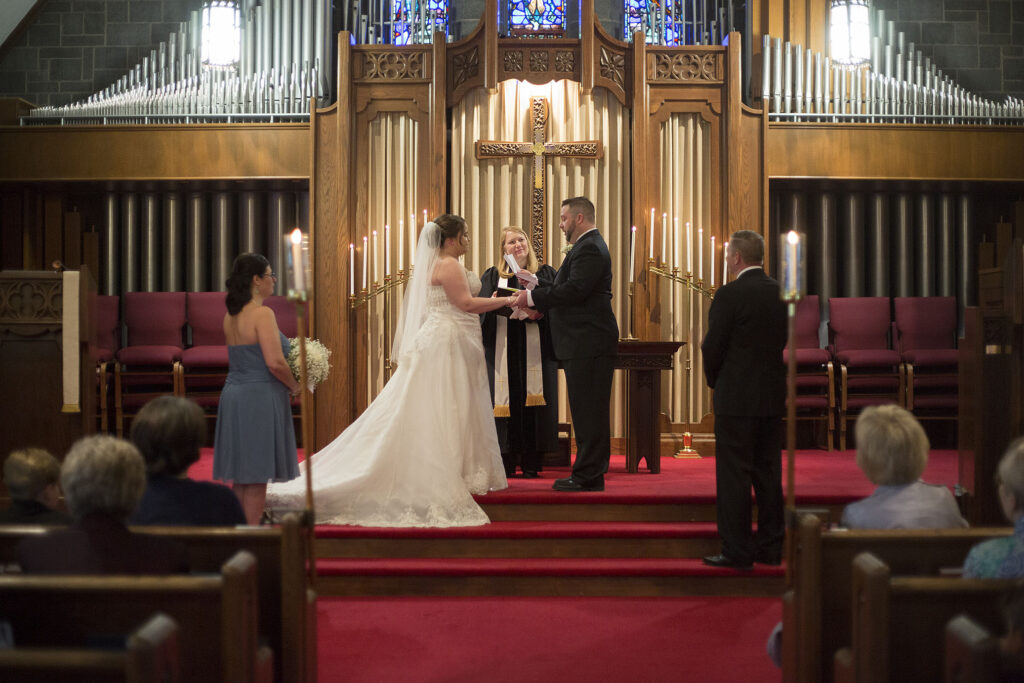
[830,0,871,65]
[201,0,241,71]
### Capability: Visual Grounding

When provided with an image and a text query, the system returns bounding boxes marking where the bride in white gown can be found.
[266,215,512,526]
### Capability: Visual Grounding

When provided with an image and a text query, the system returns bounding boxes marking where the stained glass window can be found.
[509,0,566,34]
[624,0,688,45]
[392,0,449,45]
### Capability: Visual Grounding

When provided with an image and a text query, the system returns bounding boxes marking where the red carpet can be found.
[189,448,959,505]
[317,595,782,682]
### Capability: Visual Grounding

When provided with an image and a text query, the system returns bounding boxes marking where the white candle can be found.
[398,218,404,269]
[372,229,378,284]
[686,221,692,272]
[384,223,391,276]
[723,241,729,283]
[423,209,428,226]
[649,208,655,259]
[348,242,354,296]
[409,219,416,266]
[290,228,305,293]
[362,235,368,290]
[629,225,636,284]
[785,230,800,294]
[698,227,703,280]
[710,236,716,287]
[661,213,667,264]
[673,216,679,270]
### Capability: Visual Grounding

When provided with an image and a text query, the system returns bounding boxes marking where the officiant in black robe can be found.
[479,227,559,478]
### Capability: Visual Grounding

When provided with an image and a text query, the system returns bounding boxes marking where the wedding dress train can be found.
[265,270,507,527]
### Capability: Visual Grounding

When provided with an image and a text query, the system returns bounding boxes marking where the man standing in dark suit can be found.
[512,197,619,491]
[701,230,787,570]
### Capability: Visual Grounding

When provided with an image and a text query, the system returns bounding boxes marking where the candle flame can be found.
[290,228,303,245]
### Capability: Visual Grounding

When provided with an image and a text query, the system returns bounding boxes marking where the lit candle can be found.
[289,228,305,293]
[649,208,655,259]
[348,242,354,296]
[785,230,800,295]
[710,236,716,287]
[423,209,428,226]
[661,213,667,265]
[629,225,636,284]
[384,224,391,277]
[398,218,404,269]
[362,235,368,290]
[698,227,703,280]
[686,221,692,272]
[372,229,378,284]
[723,241,729,283]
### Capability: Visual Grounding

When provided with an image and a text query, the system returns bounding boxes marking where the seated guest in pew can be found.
[964,438,1024,578]
[840,404,967,529]
[129,396,246,526]
[0,448,70,525]
[15,435,189,574]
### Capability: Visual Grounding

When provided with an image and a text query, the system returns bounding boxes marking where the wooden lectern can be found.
[617,340,684,474]
[959,241,1024,525]
[0,268,97,462]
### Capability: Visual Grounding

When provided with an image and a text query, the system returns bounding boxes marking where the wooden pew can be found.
[0,550,272,683]
[0,612,180,683]
[0,512,316,683]
[784,513,1012,683]
[833,552,1015,683]
[945,614,1000,683]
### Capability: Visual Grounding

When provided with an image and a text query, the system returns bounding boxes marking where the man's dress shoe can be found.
[552,477,604,492]
[702,554,753,570]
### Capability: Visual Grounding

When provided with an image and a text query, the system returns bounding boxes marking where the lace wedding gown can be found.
[265,270,508,527]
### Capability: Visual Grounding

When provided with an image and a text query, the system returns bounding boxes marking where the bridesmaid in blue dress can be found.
[213,253,302,524]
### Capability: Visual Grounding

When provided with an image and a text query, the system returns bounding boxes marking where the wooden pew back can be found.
[0,612,180,683]
[785,514,1012,683]
[838,552,1014,683]
[0,551,266,683]
[0,512,316,683]
[945,614,1000,683]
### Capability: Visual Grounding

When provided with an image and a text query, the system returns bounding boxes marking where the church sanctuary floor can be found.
[191,448,958,598]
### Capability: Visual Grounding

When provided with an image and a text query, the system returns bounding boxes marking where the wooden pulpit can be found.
[958,241,1024,525]
[0,268,97,462]
[617,340,684,474]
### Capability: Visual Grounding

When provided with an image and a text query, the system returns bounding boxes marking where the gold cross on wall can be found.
[475,96,602,261]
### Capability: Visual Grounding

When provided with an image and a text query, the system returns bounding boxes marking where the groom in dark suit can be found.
[700,230,787,570]
[512,197,618,491]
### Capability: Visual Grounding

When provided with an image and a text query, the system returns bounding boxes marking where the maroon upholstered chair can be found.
[264,295,303,338]
[181,292,229,415]
[93,295,120,433]
[828,297,903,450]
[894,296,958,424]
[114,292,186,436]
[782,296,835,450]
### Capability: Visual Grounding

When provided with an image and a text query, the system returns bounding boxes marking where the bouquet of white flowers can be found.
[287,338,332,393]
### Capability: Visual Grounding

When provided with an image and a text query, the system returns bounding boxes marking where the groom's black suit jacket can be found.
[531,229,619,359]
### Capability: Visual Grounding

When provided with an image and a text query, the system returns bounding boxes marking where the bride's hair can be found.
[225,253,271,314]
[434,214,466,247]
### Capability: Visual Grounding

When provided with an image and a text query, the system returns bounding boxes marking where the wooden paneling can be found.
[0,124,310,182]
[766,124,1024,180]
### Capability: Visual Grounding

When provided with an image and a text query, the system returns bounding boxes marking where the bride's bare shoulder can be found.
[431,256,460,284]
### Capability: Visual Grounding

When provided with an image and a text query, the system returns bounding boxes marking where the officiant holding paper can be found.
[480,227,559,478]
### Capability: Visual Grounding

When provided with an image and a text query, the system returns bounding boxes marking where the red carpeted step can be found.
[317,556,785,577]
[314,520,722,539]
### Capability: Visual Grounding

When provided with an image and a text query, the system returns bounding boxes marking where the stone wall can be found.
[872,0,1023,101]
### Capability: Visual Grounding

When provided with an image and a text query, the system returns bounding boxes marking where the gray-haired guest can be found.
[130,396,246,526]
[840,404,967,529]
[964,438,1024,578]
[0,448,70,525]
[15,435,188,574]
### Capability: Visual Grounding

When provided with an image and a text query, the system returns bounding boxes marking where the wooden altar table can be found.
[616,340,684,474]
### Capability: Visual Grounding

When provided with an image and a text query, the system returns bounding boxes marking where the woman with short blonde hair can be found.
[479,226,559,478]
[841,404,967,529]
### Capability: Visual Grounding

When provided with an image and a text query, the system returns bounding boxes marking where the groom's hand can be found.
[511,289,530,309]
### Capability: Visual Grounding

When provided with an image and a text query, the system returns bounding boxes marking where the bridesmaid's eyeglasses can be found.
[264,272,277,280]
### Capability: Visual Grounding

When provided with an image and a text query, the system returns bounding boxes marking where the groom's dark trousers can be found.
[532,229,619,486]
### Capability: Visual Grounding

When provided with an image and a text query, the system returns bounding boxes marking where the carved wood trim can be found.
[353,48,431,83]
[647,49,724,84]
[592,17,631,106]
[446,13,486,107]
[497,39,580,85]
[0,276,62,324]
